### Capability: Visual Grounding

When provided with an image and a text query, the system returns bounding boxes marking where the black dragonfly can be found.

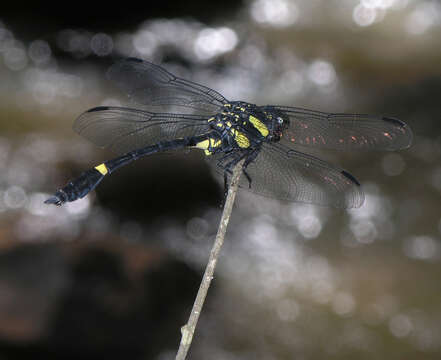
[45,58,413,208]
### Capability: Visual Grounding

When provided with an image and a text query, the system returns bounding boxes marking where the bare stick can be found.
[175,159,244,360]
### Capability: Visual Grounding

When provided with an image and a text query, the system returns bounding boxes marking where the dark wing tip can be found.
[126,57,143,63]
[341,170,365,208]
[86,106,110,113]
[382,116,406,128]
[341,170,361,186]
[383,116,413,149]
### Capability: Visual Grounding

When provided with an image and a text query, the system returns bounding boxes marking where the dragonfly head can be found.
[264,107,290,142]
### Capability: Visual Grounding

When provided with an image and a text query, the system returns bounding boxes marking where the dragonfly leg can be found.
[224,153,244,173]
[219,153,240,206]
[217,148,256,204]
[241,148,260,189]
[224,171,229,194]
[219,171,229,208]
[225,150,255,187]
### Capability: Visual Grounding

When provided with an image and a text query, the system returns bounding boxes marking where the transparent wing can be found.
[208,143,364,208]
[268,105,413,151]
[74,106,210,154]
[107,58,228,114]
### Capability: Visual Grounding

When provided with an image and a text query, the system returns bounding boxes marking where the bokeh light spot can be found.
[65,197,91,217]
[28,40,52,65]
[194,27,238,61]
[353,3,377,27]
[90,33,113,56]
[389,314,413,337]
[403,235,440,260]
[4,46,28,71]
[307,60,337,86]
[186,217,209,241]
[332,292,356,316]
[250,0,299,28]
[405,2,441,35]
[4,186,27,209]
[133,30,158,56]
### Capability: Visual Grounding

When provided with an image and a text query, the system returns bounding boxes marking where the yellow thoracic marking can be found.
[95,163,108,175]
[249,115,269,137]
[207,117,215,122]
[226,121,232,127]
[232,129,250,148]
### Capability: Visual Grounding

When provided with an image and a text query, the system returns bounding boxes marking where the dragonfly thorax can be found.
[209,101,287,144]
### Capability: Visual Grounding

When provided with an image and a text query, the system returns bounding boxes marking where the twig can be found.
[175,159,244,360]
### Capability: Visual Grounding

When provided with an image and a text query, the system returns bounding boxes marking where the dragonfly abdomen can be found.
[45,134,212,205]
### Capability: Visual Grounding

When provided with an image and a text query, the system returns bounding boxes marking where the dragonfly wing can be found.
[208,142,364,208]
[249,143,364,208]
[74,106,210,155]
[108,58,228,114]
[268,105,413,151]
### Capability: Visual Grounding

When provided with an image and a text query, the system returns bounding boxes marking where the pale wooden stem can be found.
[175,159,244,360]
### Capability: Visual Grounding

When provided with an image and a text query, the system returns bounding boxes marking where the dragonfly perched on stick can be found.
[45,57,413,208]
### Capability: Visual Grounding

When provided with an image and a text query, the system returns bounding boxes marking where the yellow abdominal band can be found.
[194,138,222,155]
[95,163,109,175]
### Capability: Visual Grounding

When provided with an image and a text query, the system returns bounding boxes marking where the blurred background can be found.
[0,0,440,359]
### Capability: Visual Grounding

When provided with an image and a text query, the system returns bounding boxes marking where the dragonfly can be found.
[45,57,413,208]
